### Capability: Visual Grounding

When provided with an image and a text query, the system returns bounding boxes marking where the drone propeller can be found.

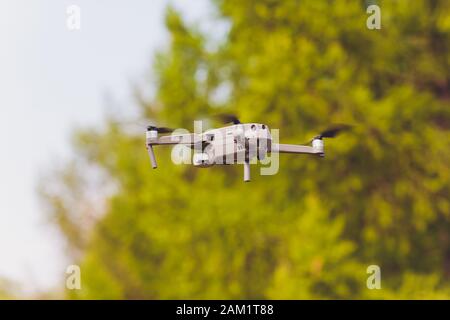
[215,113,241,125]
[314,124,352,140]
[109,120,175,134]
[147,126,175,134]
[302,124,352,145]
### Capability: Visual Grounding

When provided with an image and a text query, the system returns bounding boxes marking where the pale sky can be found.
[0,0,212,293]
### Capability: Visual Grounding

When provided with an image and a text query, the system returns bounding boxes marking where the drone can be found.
[146,114,351,182]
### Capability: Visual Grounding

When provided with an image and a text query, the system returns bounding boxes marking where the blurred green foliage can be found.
[41,0,450,299]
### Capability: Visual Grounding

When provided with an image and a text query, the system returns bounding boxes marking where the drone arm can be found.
[146,133,198,169]
[147,133,197,146]
[270,143,323,156]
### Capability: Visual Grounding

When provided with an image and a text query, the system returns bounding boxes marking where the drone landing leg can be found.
[147,145,157,169]
[244,160,250,182]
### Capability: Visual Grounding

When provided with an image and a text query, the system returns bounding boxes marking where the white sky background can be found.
[0,0,213,294]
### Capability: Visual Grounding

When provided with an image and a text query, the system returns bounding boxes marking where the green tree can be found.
[41,0,450,299]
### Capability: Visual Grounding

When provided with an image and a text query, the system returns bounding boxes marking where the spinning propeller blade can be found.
[314,124,352,140]
[215,113,241,125]
[302,124,352,144]
[147,126,175,134]
[109,120,175,135]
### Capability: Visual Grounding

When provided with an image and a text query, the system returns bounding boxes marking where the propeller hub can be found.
[312,138,324,152]
[146,128,158,139]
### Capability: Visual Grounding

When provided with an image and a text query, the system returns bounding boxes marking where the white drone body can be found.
[145,116,349,182]
[191,123,274,167]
